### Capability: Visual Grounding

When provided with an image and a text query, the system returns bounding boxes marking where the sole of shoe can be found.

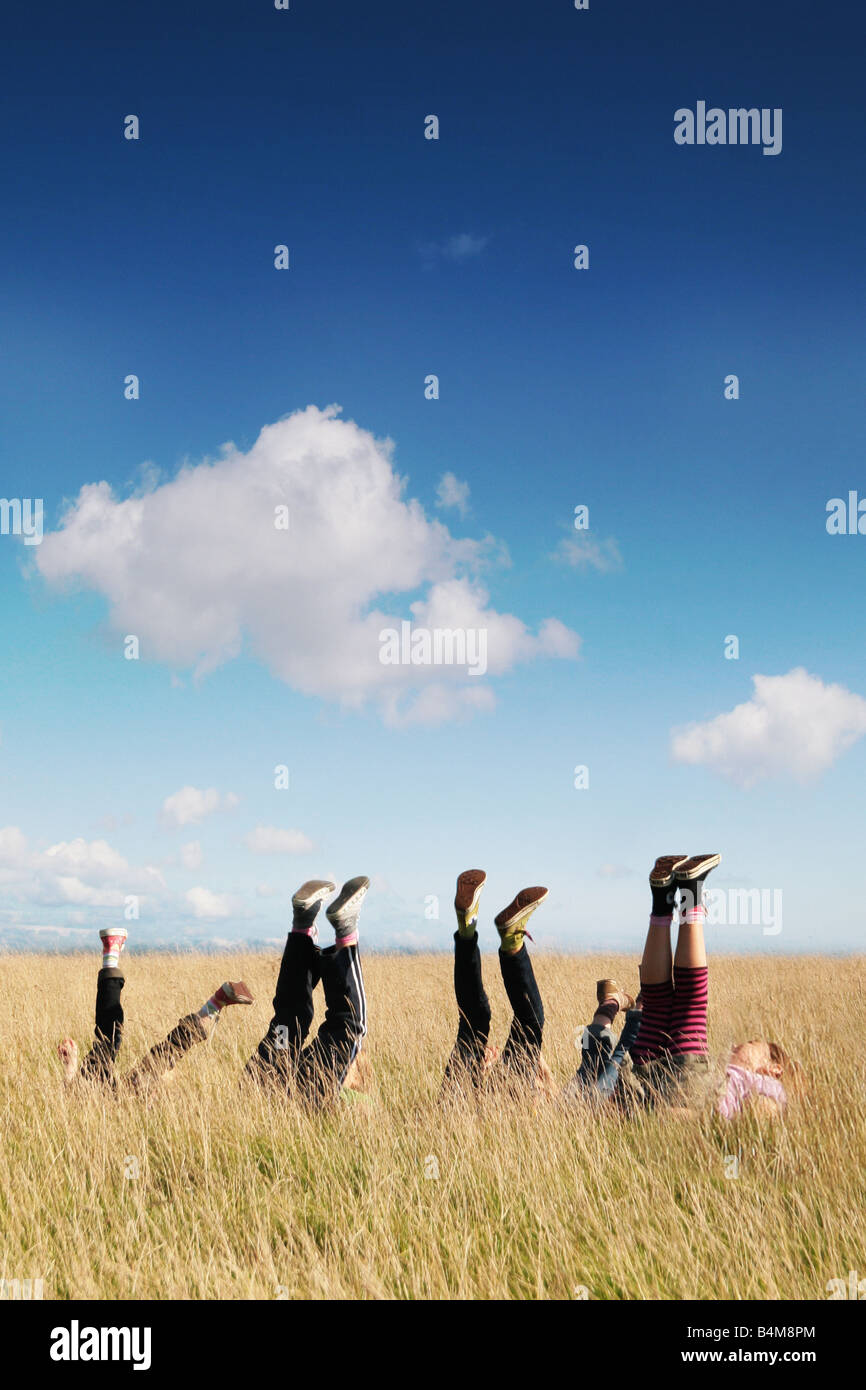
[99,927,128,944]
[292,880,337,910]
[326,875,371,922]
[675,853,721,882]
[649,855,689,887]
[495,886,548,931]
[455,869,486,918]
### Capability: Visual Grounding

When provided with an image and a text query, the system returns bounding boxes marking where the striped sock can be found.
[682,901,707,926]
[649,912,674,929]
[100,933,126,970]
[198,985,231,1018]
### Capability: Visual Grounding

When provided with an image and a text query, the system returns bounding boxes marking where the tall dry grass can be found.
[1,950,863,1300]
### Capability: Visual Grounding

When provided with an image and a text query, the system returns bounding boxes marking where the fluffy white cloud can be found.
[180,841,203,870]
[671,668,866,787]
[436,472,470,517]
[242,826,314,855]
[36,405,578,725]
[161,786,238,827]
[553,534,623,573]
[0,827,165,909]
[185,886,233,919]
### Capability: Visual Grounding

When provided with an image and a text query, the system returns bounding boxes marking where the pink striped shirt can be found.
[717,1064,787,1119]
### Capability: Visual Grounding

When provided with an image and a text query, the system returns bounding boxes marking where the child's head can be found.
[730,1038,803,1092]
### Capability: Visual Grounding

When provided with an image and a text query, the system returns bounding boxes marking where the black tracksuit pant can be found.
[247,932,367,1105]
[443,931,545,1088]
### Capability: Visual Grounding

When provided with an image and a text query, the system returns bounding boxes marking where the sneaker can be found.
[292,880,336,910]
[99,927,128,949]
[454,869,486,934]
[649,856,689,887]
[99,927,128,970]
[596,978,636,1010]
[495,886,548,952]
[326,876,370,943]
[674,854,721,884]
[217,980,254,1007]
[292,879,336,940]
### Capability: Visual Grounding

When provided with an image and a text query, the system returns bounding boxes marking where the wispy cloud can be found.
[242,826,315,855]
[419,232,489,264]
[435,471,470,518]
[161,786,239,827]
[553,534,623,573]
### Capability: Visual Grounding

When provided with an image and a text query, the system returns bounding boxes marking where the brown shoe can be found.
[596,978,635,1010]
[454,869,486,926]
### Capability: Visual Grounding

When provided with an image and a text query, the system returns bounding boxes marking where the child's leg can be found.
[78,970,125,1082]
[75,929,128,1084]
[295,877,370,1107]
[245,880,333,1084]
[630,857,684,1066]
[568,985,635,1098]
[495,887,548,1079]
[127,980,253,1089]
[443,871,491,1086]
[295,943,368,1106]
[668,854,719,1058]
[443,932,492,1083]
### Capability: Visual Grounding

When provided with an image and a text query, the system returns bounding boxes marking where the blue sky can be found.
[1,2,864,953]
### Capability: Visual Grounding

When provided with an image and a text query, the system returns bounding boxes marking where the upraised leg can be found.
[442,870,492,1091]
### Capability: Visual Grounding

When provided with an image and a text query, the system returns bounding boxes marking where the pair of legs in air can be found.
[442,870,554,1095]
[245,877,369,1106]
[564,853,719,1107]
[58,927,253,1090]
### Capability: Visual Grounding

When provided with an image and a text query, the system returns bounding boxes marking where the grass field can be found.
[1,950,863,1301]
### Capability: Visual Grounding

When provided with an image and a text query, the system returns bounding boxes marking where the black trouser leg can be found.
[126,1012,208,1087]
[295,943,367,1107]
[443,931,491,1087]
[499,944,544,1078]
[246,932,321,1085]
[79,969,124,1083]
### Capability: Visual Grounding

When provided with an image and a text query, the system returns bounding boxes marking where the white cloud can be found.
[180,841,203,870]
[44,837,129,879]
[185,886,233,919]
[0,827,29,861]
[436,472,470,517]
[0,827,165,911]
[553,534,623,573]
[35,405,579,725]
[598,863,636,879]
[420,233,489,263]
[161,786,238,827]
[671,668,866,787]
[243,826,314,855]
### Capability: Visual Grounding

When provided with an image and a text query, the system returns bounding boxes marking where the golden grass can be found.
[1,951,863,1300]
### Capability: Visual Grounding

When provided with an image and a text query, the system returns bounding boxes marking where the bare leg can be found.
[673,919,707,969]
[639,919,673,986]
